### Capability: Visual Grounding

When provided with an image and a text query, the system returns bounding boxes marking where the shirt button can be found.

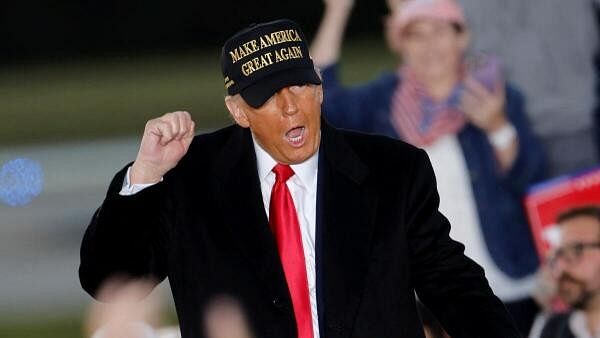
[272,297,284,309]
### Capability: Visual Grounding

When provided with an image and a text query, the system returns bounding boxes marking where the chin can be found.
[286,154,311,165]
[287,149,316,164]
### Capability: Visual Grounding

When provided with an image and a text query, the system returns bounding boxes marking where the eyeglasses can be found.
[547,242,600,269]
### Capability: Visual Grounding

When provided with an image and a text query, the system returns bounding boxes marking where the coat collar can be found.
[317,120,377,338]
[210,119,369,185]
[211,125,290,306]
[211,120,377,338]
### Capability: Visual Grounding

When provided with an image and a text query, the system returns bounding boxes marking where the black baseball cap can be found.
[220,19,322,108]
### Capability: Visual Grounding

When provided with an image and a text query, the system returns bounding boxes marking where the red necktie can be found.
[269,164,314,338]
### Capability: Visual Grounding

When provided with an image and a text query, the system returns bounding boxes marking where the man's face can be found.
[399,19,468,84]
[550,216,600,309]
[226,84,322,164]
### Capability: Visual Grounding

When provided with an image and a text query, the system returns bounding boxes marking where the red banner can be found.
[525,167,600,259]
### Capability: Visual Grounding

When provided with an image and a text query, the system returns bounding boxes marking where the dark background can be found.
[1,0,388,63]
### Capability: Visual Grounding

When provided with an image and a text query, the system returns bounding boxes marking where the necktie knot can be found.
[272,164,295,183]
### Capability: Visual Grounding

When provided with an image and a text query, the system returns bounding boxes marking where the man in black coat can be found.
[79,19,521,338]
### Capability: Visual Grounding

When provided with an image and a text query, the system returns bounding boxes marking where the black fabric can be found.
[504,297,540,337]
[540,313,576,338]
[220,19,321,107]
[240,66,321,108]
[79,120,521,338]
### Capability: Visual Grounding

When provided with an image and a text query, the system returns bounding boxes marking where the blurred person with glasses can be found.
[531,206,600,338]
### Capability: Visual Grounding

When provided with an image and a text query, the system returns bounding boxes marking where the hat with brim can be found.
[221,19,321,108]
[240,66,321,108]
[394,0,466,33]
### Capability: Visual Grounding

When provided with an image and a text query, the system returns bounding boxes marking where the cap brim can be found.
[399,13,465,32]
[240,67,322,108]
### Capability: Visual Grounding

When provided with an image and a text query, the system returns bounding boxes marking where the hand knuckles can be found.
[146,119,159,128]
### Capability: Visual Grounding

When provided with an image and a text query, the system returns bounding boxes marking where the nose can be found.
[277,87,298,115]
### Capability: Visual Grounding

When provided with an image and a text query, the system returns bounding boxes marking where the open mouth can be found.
[285,126,306,147]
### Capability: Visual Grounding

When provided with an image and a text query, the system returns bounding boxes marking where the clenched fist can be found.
[130,111,195,184]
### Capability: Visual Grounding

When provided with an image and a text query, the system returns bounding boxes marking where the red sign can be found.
[525,167,600,259]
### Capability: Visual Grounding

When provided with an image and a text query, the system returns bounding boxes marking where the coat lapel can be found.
[317,121,378,338]
[211,126,291,306]
[210,123,378,338]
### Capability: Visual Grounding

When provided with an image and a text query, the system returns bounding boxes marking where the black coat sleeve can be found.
[406,149,522,338]
[78,164,169,297]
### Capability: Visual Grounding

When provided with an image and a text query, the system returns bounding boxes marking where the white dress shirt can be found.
[120,167,160,195]
[569,311,600,338]
[252,137,320,338]
[119,137,321,338]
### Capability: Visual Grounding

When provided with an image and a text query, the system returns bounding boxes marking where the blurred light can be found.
[542,224,562,248]
[0,158,44,207]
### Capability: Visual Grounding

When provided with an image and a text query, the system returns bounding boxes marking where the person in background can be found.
[311,0,547,335]
[532,206,600,338]
[85,278,164,338]
[85,279,251,338]
[454,0,600,176]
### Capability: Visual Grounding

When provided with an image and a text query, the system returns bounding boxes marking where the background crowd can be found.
[316,1,600,337]
[1,0,599,337]
[314,0,599,337]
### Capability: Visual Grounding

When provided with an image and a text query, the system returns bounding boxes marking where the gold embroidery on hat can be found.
[241,52,274,76]
[229,29,303,64]
[224,76,235,89]
[229,39,260,64]
[274,46,302,63]
[238,44,304,77]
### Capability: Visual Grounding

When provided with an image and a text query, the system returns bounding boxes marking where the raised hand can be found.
[131,111,195,184]
[310,0,355,67]
[460,77,508,134]
[460,77,518,170]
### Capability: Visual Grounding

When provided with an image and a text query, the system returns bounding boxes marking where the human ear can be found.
[225,96,250,128]
[316,85,324,104]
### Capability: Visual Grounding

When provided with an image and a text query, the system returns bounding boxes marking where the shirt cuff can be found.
[119,167,163,196]
[487,123,517,150]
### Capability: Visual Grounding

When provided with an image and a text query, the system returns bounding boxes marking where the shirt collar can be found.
[569,310,598,338]
[252,133,319,188]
